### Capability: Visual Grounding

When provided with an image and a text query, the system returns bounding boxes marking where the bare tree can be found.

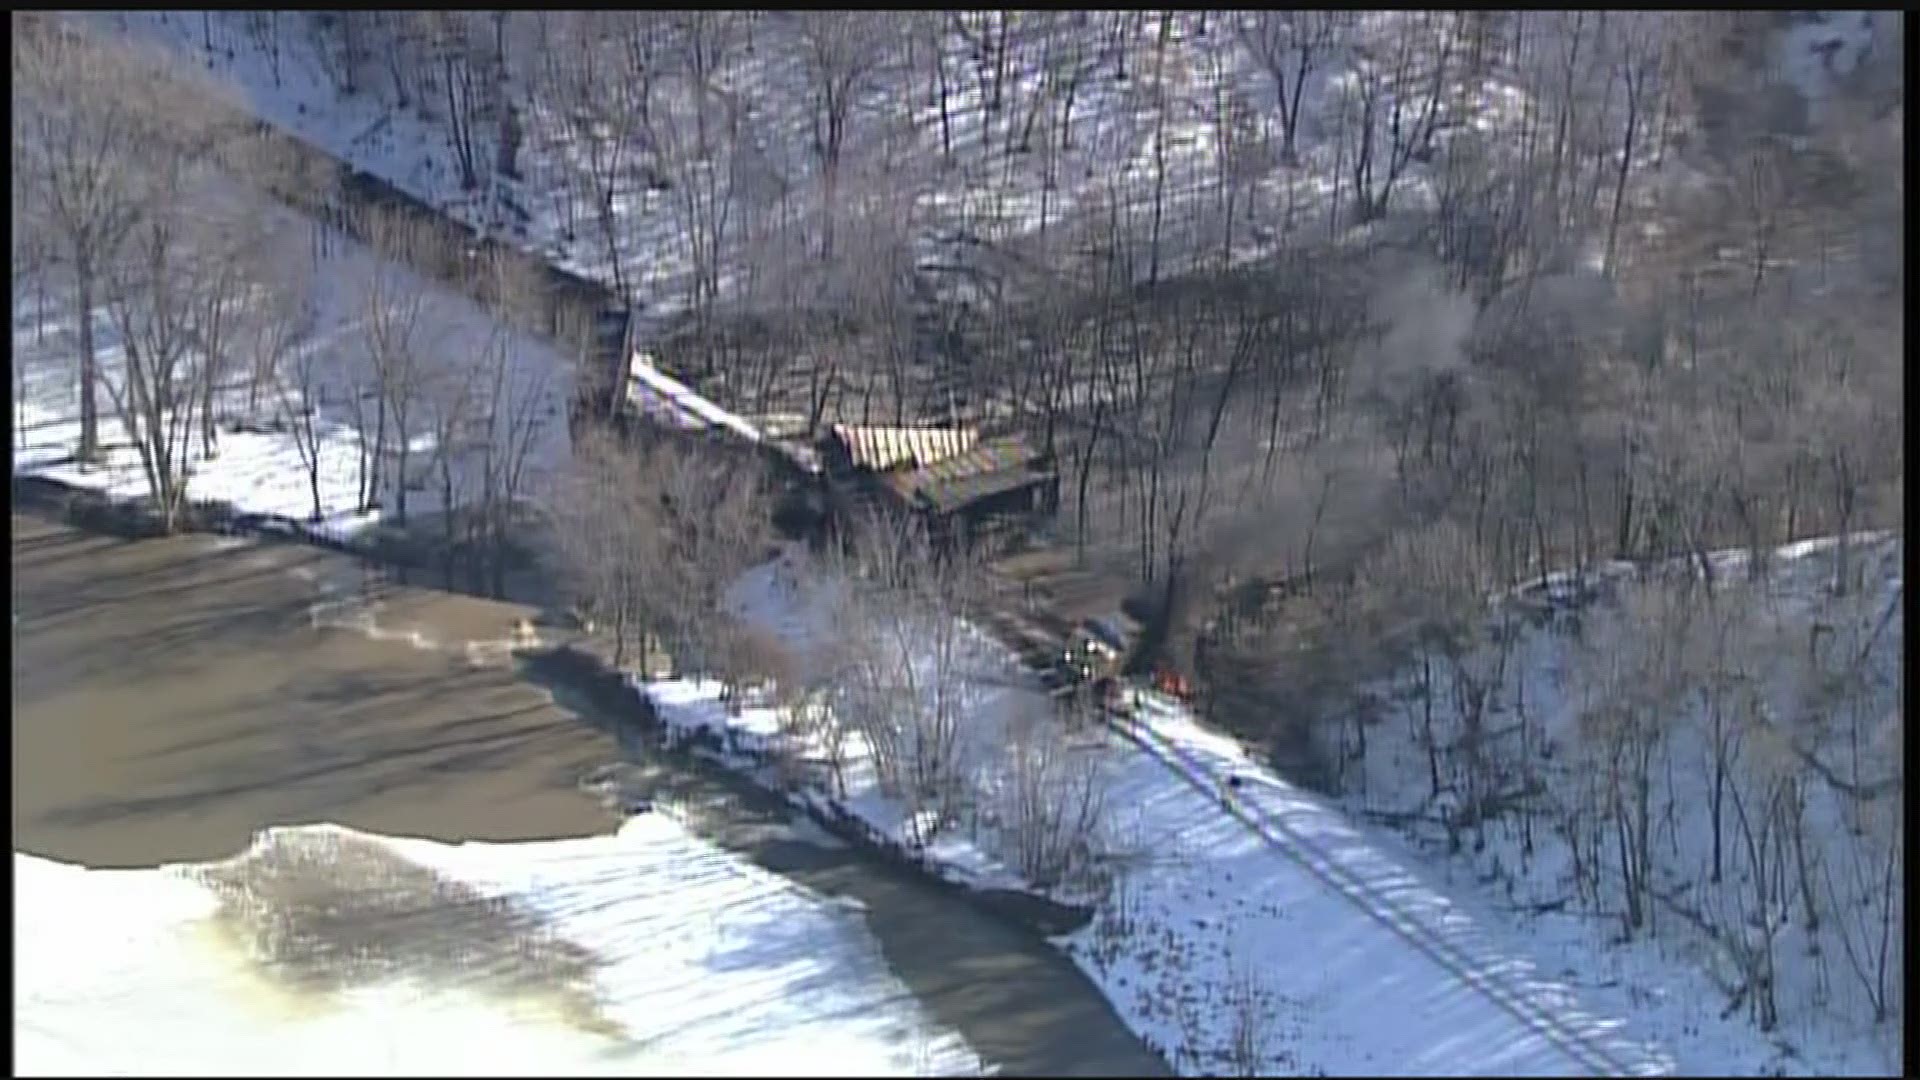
[419,326,480,582]
[1338,13,1455,225]
[1571,576,1694,938]
[536,11,664,305]
[241,10,287,90]
[1040,12,1107,154]
[309,12,381,98]
[12,180,54,449]
[546,426,667,670]
[1690,583,1761,886]
[1798,341,1898,599]
[241,226,326,522]
[97,126,247,530]
[353,207,440,523]
[465,252,559,597]
[1360,517,1522,840]
[11,15,152,465]
[826,513,987,837]
[794,12,888,261]
[1713,714,1799,1034]
[1237,11,1350,166]
[1222,962,1279,1077]
[272,339,332,526]
[67,36,270,533]
[1727,142,1789,299]
[412,13,494,193]
[997,700,1110,890]
[655,12,749,348]
[184,195,263,463]
[645,431,771,669]
[1822,775,1902,1027]
[1203,63,1268,271]
[1597,13,1665,277]
[949,11,1014,141]
[910,13,959,164]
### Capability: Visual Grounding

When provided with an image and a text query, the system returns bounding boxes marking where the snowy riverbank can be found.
[621,544,1697,1076]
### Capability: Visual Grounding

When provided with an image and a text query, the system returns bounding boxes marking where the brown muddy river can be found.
[10,511,1166,1077]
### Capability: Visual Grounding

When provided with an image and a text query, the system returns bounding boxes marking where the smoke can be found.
[1357,253,1478,414]
[1472,268,1623,415]
[1122,430,1398,681]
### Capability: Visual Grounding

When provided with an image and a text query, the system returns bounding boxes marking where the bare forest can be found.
[13,9,1903,1055]
[13,12,568,589]
[224,11,1899,623]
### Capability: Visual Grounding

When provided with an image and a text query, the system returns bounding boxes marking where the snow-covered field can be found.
[16,818,982,1077]
[87,9,1899,477]
[11,198,572,542]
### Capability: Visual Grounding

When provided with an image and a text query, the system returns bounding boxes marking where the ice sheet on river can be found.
[15,817,982,1077]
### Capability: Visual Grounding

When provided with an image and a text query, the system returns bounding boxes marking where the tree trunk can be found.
[76,266,101,465]
[303,465,322,524]
[1602,69,1639,278]
[395,431,411,525]
[612,601,628,669]
[1790,786,1819,933]
[1616,800,1641,936]
[935,46,954,162]
[445,53,478,191]
[1283,62,1311,167]
[1421,654,1440,800]
[1710,720,1726,883]
[1632,741,1652,931]
[200,349,219,460]
[369,394,388,512]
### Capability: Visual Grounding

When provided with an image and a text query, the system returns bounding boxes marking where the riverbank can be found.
[11,468,1675,1074]
[606,542,1694,1076]
[12,509,1166,1076]
[523,646,1097,939]
[8,472,1090,938]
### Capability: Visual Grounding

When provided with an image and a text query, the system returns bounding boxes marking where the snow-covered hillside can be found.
[16,819,982,1076]
[100,12,1545,318]
[1334,535,1903,1075]
[90,10,1900,454]
[113,11,1892,318]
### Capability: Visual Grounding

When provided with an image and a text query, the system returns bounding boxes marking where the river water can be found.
[11,511,1166,1077]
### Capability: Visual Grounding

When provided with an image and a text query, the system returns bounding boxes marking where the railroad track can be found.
[1112,711,1657,1077]
[952,556,1657,1076]
[237,118,629,400]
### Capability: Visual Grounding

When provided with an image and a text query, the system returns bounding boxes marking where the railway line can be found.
[1112,708,1656,1077]
[240,118,633,410]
